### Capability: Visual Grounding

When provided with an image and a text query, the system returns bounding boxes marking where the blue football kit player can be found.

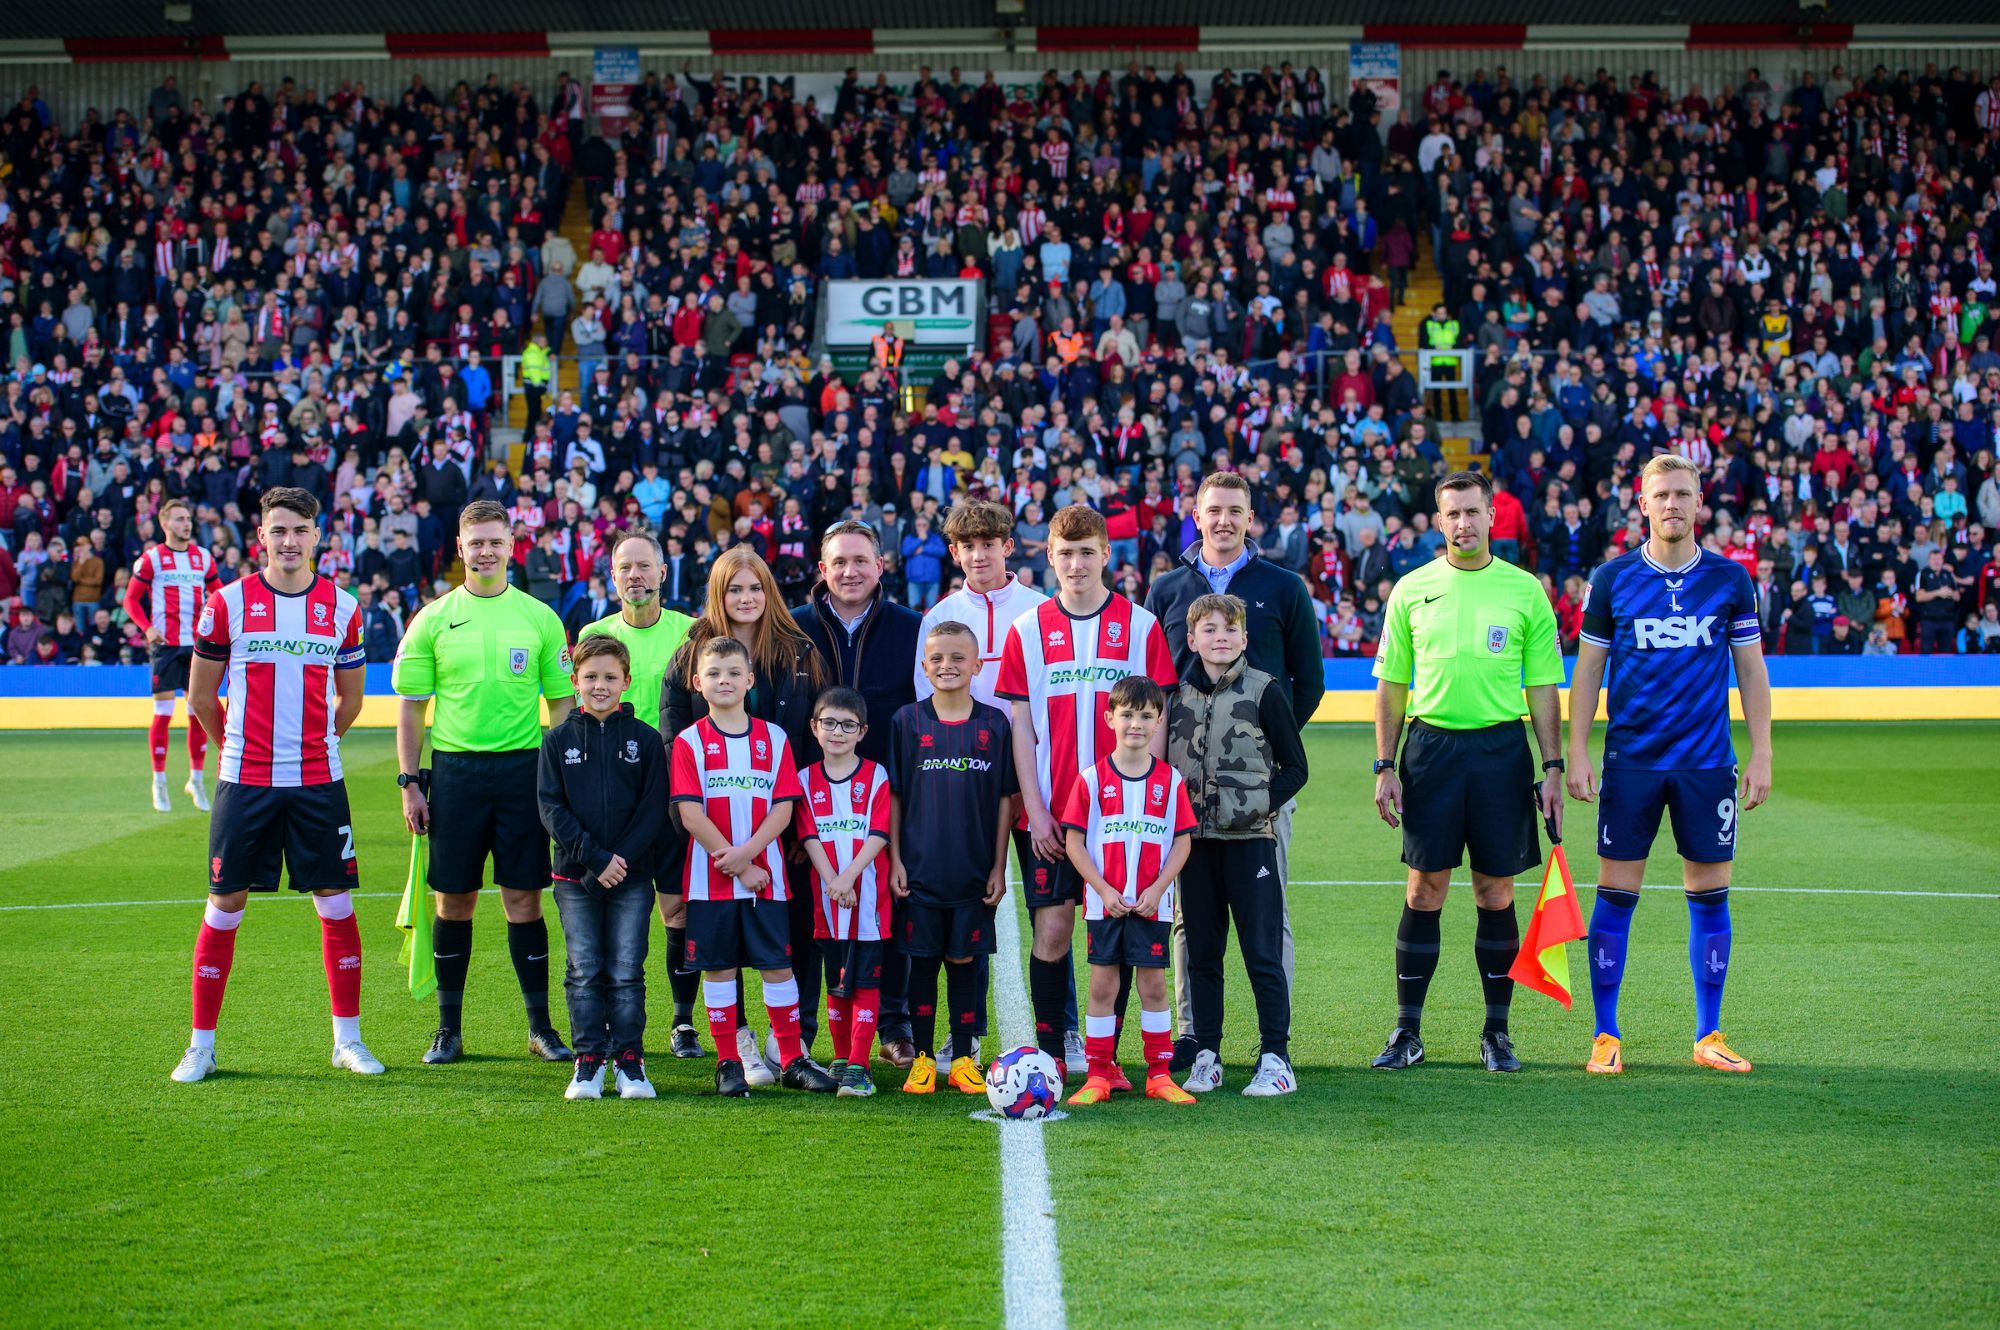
[1566,455,1773,1075]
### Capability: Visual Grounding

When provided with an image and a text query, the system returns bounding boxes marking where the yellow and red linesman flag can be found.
[1510,829,1587,1007]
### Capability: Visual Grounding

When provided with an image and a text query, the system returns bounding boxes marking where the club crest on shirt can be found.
[1106,621,1123,644]
[1150,783,1163,801]
[754,738,768,758]
[975,729,990,749]
[622,739,640,763]
[1486,625,1510,654]
[313,602,328,625]
[509,647,529,674]
[852,782,867,801]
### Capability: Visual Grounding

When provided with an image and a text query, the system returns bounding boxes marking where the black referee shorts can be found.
[427,749,549,892]
[1399,719,1540,878]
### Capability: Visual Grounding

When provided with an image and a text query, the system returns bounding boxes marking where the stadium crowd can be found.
[4,55,2000,669]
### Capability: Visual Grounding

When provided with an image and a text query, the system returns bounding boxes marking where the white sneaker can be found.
[738,1026,775,1086]
[565,1057,606,1100]
[184,773,211,811]
[614,1058,657,1100]
[1183,1048,1224,1093]
[1241,1052,1297,1097]
[1063,1029,1087,1078]
[762,1029,787,1075]
[152,773,172,813]
[170,1045,216,1083]
[332,1040,385,1075]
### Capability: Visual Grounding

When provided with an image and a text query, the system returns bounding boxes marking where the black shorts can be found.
[427,749,548,892]
[819,936,886,996]
[1013,828,1083,910]
[899,898,998,958]
[684,897,793,972]
[207,780,358,893]
[150,644,193,694]
[1399,719,1541,878]
[1086,913,1172,968]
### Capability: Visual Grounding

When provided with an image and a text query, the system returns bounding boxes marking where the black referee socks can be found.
[432,917,473,1034]
[1394,906,1442,1035]
[1474,904,1520,1035]
[507,918,552,1030]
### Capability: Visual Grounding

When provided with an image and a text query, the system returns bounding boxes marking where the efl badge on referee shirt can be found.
[509,647,528,675]
[1486,624,1510,654]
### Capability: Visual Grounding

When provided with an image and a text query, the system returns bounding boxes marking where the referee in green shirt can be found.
[1369,471,1565,1074]
[394,500,577,1065]
[578,530,703,1060]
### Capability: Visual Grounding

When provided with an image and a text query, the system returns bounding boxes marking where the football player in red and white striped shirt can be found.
[123,497,221,812]
[795,688,893,1097]
[997,504,1177,1077]
[671,637,838,1097]
[170,488,379,1084]
[1059,677,1197,1106]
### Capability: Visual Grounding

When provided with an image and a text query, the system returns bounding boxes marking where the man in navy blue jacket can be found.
[793,519,924,1063]
[1144,473,1326,1069]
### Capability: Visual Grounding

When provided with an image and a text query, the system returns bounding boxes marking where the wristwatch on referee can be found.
[397,770,430,792]
[1372,759,1396,775]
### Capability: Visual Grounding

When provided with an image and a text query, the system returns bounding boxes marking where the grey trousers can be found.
[1173,798,1296,1035]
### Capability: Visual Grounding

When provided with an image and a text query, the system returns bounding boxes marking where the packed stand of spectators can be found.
[4,57,2000,668]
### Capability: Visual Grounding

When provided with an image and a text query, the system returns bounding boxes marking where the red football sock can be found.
[320,913,362,1018]
[1086,1033,1117,1079]
[704,978,740,1066]
[149,713,172,774]
[190,907,242,1034]
[186,720,208,772]
[765,977,804,1066]
[848,987,880,1067]
[1142,1027,1173,1078]
[826,994,850,1061]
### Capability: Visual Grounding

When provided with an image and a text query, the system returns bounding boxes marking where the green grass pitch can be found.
[1,723,1995,1328]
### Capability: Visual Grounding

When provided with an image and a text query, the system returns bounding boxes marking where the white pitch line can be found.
[991,895,1067,1330]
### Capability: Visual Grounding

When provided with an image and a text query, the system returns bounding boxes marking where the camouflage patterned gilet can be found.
[1169,656,1279,841]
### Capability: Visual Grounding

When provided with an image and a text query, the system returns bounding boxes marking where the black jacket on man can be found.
[793,582,921,765]
[537,703,669,889]
[1145,546,1326,731]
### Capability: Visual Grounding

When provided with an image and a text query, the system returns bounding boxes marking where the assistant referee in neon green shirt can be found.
[1368,470,1565,1075]
[578,529,706,1060]
[394,499,576,1066]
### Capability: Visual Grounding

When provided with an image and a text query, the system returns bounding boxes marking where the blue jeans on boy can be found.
[552,879,652,1058]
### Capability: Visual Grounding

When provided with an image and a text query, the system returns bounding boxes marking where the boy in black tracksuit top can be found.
[538,637,669,1100]
[1167,593,1309,1096]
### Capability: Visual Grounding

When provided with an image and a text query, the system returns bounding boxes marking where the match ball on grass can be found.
[985,1046,1062,1119]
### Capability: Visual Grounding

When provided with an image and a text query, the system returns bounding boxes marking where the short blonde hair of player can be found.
[1186,592,1246,629]
[1640,453,1702,488]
